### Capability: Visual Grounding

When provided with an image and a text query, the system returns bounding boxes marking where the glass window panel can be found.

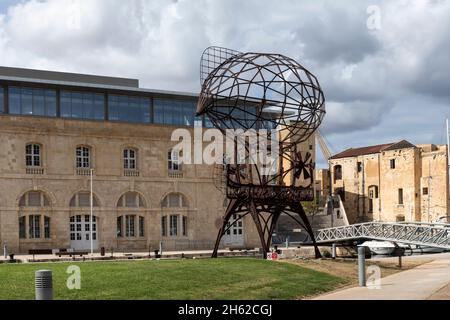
[21,88,33,115]
[141,98,151,123]
[128,96,139,122]
[76,146,90,168]
[94,94,105,120]
[71,92,83,119]
[0,87,4,113]
[19,195,26,207]
[170,215,178,236]
[153,99,196,126]
[45,90,57,117]
[139,216,144,237]
[82,92,94,119]
[182,216,187,236]
[28,191,42,206]
[161,216,167,236]
[29,215,41,239]
[126,215,135,237]
[154,103,164,124]
[117,216,122,237]
[78,192,90,207]
[9,87,21,115]
[125,192,137,207]
[168,194,180,207]
[70,196,76,207]
[61,91,72,118]
[44,216,50,239]
[108,94,149,123]
[108,94,119,121]
[33,89,45,116]
[19,216,26,239]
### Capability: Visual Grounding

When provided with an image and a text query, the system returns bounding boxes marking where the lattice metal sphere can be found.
[197,50,326,145]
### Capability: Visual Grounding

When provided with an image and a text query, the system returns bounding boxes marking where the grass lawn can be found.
[0,258,346,300]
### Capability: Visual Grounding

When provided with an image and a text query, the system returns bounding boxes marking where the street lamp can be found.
[90,168,94,256]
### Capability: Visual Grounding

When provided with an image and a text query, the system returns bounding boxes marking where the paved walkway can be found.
[314,254,450,300]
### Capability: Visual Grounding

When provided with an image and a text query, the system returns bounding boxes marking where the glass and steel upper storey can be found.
[0,67,209,127]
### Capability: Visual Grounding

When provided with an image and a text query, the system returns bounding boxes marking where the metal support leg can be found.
[249,201,269,259]
[296,204,322,259]
[212,199,239,258]
[332,243,337,259]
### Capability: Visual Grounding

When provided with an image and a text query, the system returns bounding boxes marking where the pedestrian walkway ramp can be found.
[314,221,450,249]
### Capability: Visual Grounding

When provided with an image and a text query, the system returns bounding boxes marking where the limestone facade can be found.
[0,115,261,254]
[329,141,449,224]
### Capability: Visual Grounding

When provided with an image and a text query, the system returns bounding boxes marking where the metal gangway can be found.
[314,221,450,249]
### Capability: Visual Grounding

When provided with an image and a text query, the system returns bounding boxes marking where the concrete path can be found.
[314,255,450,300]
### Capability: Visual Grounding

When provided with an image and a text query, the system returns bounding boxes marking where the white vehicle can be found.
[360,241,397,255]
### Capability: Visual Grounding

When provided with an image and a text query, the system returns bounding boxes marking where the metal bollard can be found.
[159,241,163,256]
[332,243,337,259]
[358,246,366,287]
[3,244,7,259]
[35,270,53,300]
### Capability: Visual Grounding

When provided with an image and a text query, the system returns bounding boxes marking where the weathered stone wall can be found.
[329,144,449,224]
[0,115,262,253]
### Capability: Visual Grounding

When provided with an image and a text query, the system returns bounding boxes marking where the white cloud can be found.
[0,0,449,156]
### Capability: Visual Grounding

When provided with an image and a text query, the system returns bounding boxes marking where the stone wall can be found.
[0,115,261,253]
[329,144,448,224]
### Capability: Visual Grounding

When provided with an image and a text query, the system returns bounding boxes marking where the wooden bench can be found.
[28,249,53,260]
[57,251,89,258]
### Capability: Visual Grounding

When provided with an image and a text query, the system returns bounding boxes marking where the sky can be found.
[0,0,449,167]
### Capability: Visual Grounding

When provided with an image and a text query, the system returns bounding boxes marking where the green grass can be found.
[0,258,346,300]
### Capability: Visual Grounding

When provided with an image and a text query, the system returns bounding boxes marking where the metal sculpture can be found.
[197,47,326,258]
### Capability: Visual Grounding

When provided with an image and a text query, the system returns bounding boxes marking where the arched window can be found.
[70,192,99,207]
[76,146,91,169]
[161,193,188,237]
[161,193,188,208]
[117,192,145,208]
[26,144,41,167]
[18,191,51,240]
[123,148,137,170]
[117,192,146,238]
[334,165,342,181]
[19,191,50,207]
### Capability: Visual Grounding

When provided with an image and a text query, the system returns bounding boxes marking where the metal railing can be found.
[168,171,183,179]
[124,169,140,177]
[76,168,92,176]
[26,167,44,175]
[315,221,450,249]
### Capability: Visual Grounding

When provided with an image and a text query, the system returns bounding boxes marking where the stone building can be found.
[0,66,261,254]
[329,140,449,224]
[314,168,330,205]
